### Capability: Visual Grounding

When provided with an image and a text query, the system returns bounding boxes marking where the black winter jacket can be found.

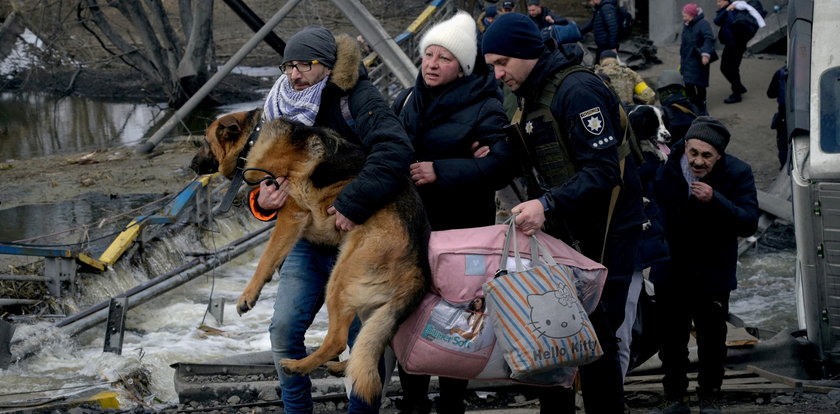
[581,0,619,50]
[394,67,514,231]
[529,6,560,30]
[514,44,646,274]
[679,13,716,87]
[252,34,414,225]
[652,139,760,293]
[714,6,755,46]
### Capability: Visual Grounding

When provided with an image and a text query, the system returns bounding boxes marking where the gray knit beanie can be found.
[283,26,337,68]
[686,116,731,154]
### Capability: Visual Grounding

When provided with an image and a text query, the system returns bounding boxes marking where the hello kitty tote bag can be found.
[483,220,606,379]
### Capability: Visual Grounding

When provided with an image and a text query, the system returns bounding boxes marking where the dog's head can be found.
[628,105,671,145]
[190,109,261,178]
[243,119,366,189]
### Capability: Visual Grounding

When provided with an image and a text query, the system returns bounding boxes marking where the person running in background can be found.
[714,0,766,104]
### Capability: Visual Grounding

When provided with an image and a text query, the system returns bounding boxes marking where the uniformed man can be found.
[483,13,645,414]
[595,50,655,107]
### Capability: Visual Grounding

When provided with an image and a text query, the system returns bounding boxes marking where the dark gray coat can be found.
[679,13,716,88]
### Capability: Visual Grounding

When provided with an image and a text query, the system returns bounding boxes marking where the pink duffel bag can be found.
[392,223,607,382]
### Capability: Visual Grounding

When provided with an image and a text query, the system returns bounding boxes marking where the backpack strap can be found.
[340,95,355,129]
[671,102,698,118]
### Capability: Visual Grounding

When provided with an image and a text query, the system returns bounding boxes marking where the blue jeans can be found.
[268,239,377,413]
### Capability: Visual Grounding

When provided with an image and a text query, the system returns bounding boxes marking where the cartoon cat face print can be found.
[527,285,586,339]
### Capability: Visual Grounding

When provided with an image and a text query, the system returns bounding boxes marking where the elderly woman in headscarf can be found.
[679,3,716,115]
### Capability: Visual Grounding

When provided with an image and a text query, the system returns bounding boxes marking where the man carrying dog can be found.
[483,13,645,413]
[249,25,413,414]
[651,117,759,414]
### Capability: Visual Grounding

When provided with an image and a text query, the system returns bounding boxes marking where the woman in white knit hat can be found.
[391,11,515,414]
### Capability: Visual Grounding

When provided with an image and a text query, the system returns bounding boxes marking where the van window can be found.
[820,67,840,153]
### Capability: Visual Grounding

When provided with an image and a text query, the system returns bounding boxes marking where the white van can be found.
[789,0,840,376]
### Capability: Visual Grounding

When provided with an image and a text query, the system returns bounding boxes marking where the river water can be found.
[0,80,798,409]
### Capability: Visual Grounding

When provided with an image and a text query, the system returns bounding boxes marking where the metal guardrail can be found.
[363,0,455,102]
[0,174,216,305]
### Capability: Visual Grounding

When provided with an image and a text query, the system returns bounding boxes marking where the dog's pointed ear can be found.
[288,121,316,146]
[216,116,243,143]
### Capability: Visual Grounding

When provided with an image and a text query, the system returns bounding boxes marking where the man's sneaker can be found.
[647,397,690,414]
[724,94,742,104]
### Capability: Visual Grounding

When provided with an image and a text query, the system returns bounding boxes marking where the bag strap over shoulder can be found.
[671,102,699,118]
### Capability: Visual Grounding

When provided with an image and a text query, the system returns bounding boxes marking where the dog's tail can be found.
[345,296,411,405]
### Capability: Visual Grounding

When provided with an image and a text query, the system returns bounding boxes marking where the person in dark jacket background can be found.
[476,4,497,33]
[656,70,701,143]
[581,0,620,63]
[249,25,414,414]
[651,117,760,414]
[392,11,514,414]
[714,0,766,104]
[679,3,715,115]
[484,12,646,413]
[526,0,558,29]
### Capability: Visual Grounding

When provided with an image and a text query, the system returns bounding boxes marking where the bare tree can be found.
[74,0,216,107]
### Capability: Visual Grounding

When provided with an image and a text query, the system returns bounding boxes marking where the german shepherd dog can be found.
[190,110,430,403]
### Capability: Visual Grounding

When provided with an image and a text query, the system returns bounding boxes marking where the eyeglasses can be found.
[243,168,280,188]
[279,60,319,74]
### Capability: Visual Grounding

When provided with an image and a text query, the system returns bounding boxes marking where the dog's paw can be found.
[656,150,668,162]
[236,295,256,316]
[279,358,306,376]
[324,360,348,376]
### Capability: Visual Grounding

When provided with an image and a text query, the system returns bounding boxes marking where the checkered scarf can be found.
[263,74,328,125]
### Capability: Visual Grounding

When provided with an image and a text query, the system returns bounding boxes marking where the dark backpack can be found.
[540,20,583,47]
[747,0,768,18]
[731,9,759,41]
[616,6,634,40]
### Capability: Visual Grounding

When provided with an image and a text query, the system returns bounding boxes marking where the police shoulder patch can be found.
[579,107,604,135]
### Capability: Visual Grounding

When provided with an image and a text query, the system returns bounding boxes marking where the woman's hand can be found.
[471,141,490,158]
[328,206,358,231]
[410,161,437,186]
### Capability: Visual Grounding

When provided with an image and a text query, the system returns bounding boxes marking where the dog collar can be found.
[218,109,264,213]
